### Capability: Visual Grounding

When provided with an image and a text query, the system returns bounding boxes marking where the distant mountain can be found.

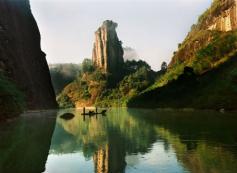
[123,47,138,61]
[49,63,81,95]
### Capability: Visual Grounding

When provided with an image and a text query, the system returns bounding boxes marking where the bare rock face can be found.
[206,0,237,31]
[170,0,237,67]
[0,0,57,110]
[92,20,124,75]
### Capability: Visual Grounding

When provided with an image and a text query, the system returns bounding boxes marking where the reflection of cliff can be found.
[0,111,56,173]
[157,127,237,173]
[56,109,157,156]
[54,109,158,172]
[56,111,108,155]
[93,140,126,173]
[128,109,237,173]
[93,145,109,173]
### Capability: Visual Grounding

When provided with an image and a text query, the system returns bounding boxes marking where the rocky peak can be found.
[92,20,124,75]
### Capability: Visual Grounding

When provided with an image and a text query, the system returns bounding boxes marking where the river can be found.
[0,108,237,173]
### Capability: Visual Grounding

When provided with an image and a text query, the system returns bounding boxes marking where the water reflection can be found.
[129,109,237,173]
[0,111,57,173]
[45,109,237,173]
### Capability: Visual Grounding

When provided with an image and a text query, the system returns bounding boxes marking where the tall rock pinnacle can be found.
[92,20,124,75]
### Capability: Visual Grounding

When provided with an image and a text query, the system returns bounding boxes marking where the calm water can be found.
[0,109,237,173]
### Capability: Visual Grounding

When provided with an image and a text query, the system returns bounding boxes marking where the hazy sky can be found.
[30,0,212,70]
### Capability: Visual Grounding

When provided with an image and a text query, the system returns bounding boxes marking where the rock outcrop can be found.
[206,0,237,32]
[92,20,124,75]
[0,0,57,110]
[170,0,237,66]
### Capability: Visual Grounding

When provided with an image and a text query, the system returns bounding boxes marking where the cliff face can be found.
[92,20,124,75]
[0,0,57,110]
[206,0,237,32]
[170,0,237,67]
[128,0,237,110]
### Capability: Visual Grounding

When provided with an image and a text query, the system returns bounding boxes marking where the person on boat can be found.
[89,111,95,115]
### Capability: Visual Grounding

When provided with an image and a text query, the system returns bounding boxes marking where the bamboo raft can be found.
[81,107,107,116]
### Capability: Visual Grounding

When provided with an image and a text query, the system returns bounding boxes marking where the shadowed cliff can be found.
[0,0,57,115]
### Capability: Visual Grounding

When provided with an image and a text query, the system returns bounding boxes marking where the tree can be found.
[82,59,94,73]
[161,62,168,71]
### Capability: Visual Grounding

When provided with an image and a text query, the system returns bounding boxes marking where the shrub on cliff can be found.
[57,94,75,108]
[192,32,237,73]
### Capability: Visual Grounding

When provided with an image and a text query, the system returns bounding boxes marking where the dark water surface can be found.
[1,109,237,173]
[0,111,57,173]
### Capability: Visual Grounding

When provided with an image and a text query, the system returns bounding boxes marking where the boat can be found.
[100,110,107,115]
[81,108,107,116]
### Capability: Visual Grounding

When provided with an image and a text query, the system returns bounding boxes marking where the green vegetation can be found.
[57,94,75,108]
[57,68,107,108]
[198,0,220,25]
[0,74,25,119]
[57,0,237,110]
[51,108,237,173]
[52,108,159,158]
[150,63,185,89]
[128,55,237,110]
[57,60,156,108]
[192,31,237,73]
[81,58,95,73]
[49,63,81,94]
[95,65,156,107]
[50,59,96,95]
[150,31,237,90]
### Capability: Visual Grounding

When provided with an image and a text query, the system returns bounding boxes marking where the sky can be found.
[30,0,212,71]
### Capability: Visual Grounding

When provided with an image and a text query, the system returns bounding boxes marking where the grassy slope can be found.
[128,55,237,110]
[155,0,232,88]
[128,1,237,110]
